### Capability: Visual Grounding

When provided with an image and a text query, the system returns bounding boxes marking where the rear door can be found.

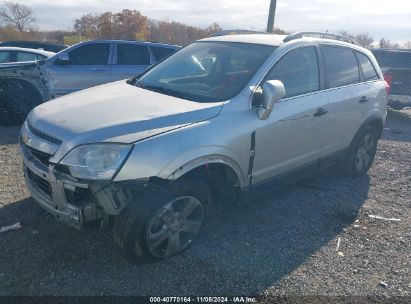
[320,45,371,157]
[110,43,152,82]
[46,43,112,97]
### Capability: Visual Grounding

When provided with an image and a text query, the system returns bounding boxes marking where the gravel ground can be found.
[0,110,410,300]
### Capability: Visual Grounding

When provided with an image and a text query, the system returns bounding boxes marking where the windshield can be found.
[137,42,276,102]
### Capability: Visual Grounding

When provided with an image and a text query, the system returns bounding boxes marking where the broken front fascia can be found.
[0,62,50,101]
[21,137,167,229]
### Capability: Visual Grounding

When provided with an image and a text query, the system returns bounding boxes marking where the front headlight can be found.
[60,144,132,180]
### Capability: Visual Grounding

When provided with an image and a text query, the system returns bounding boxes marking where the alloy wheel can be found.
[355,134,375,171]
[146,196,204,258]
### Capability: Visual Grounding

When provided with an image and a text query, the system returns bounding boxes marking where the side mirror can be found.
[258,80,285,120]
[56,53,70,64]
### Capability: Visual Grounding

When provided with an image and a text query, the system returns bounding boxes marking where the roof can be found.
[200,33,371,55]
[76,40,181,49]
[0,46,55,57]
[200,34,287,46]
[0,40,65,46]
[211,30,270,37]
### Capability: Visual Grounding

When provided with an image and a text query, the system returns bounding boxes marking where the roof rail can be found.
[210,30,271,37]
[283,31,358,45]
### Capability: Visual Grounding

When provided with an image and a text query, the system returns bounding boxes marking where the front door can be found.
[46,43,112,97]
[252,46,328,184]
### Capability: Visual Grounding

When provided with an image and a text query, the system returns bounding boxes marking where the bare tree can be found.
[338,30,374,48]
[379,38,400,49]
[0,1,35,33]
[74,10,226,45]
[355,33,374,49]
[402,41,411,49]
[337,30,355,40]
[74,13,99,38]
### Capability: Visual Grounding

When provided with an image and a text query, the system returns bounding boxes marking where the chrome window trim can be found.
[248,42,383,109]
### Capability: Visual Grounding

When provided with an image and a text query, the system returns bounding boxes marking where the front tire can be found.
[113,179,209,264]
[1,80,42,122]
[341,125,379,176]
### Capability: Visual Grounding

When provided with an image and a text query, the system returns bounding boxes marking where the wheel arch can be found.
[0,77,44,101]
[351,115,384,146]
[162,154,246,190]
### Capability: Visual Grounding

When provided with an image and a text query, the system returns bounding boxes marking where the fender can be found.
[0,63,49,102]
[158,149,246,189]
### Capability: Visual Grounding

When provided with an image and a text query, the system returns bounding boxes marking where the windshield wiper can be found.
[142,85,189,99]
[128,81,210,102]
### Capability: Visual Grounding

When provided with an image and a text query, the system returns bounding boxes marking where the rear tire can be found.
[113,179,209,264]
[340,125,379,176]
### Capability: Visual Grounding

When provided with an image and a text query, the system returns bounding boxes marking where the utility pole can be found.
[266,0,277,33]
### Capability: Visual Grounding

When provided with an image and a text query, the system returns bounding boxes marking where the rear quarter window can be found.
[356,52,379,81]
[322,46,360,88]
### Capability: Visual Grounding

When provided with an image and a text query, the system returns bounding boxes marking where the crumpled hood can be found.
[29,80,223,151]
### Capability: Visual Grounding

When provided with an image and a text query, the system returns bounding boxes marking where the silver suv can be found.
[19,32,388,264]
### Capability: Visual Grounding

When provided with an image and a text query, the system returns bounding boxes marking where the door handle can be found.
[313,107,328,117]
[359,96,369,103]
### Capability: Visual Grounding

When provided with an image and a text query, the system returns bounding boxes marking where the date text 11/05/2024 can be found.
[149,296,257,303]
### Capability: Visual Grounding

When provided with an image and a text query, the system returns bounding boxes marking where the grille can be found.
[27,168,52,198]
[26,145,52,166]
[28,121,62,145]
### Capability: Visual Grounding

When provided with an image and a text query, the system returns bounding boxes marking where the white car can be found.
[0,47,54,63]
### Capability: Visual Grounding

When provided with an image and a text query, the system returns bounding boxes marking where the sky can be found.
[20,0,411,43]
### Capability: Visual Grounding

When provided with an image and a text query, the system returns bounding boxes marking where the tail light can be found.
[384,74,393,96]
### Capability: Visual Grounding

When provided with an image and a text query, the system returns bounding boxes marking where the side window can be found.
[356,52,379,81]
[68,44,110,65]
[0,51,11,63]
[117,44,150,65]
[151,47,176,62]
[265,46,320,98]
[322,46,360,88]
[16,52,40,62]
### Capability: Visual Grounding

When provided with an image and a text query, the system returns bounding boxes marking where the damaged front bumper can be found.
[20,141,102,229]
[19,122,148,229]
